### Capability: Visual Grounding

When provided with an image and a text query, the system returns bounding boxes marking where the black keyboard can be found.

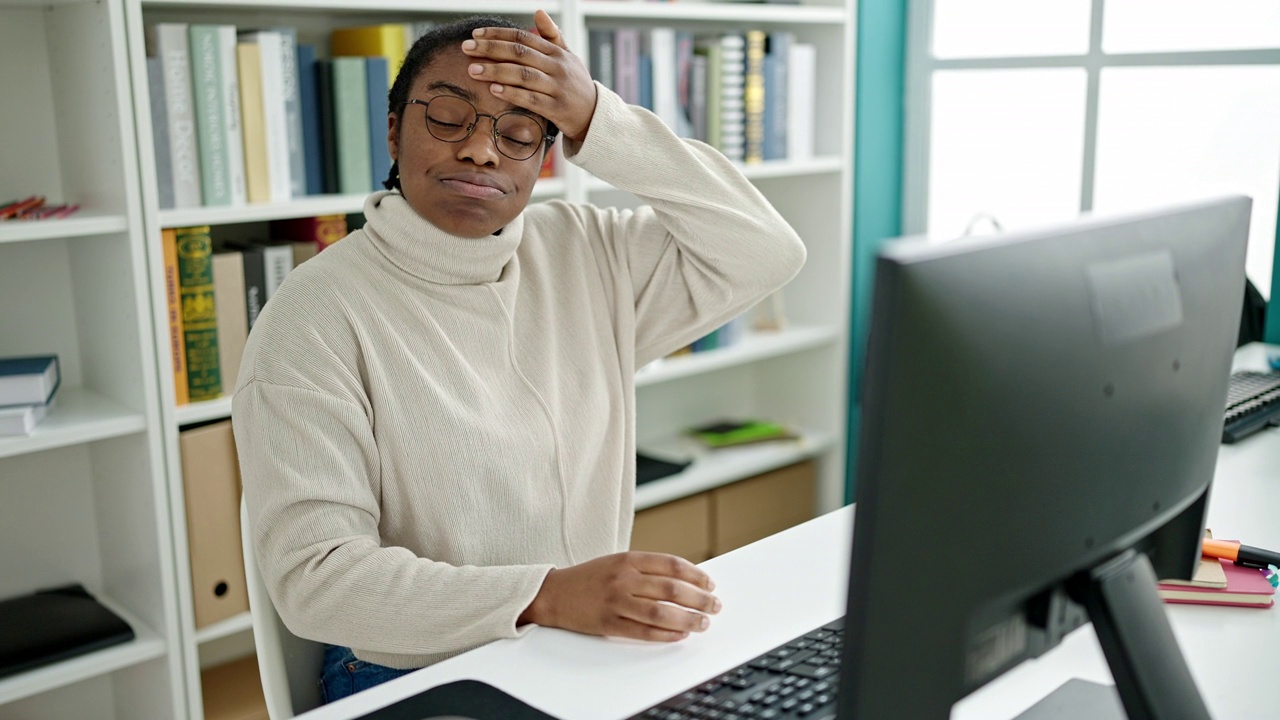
[1223,371,1280,443]
[629,617,845,720]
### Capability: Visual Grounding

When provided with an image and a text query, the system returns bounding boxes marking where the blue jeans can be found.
[319,644,414,703]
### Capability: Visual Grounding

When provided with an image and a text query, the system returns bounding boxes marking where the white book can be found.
[0,400,53,437]
[147,23,202,208]
[787,43,816,161]
[217,26,247,205]
[261,244,294,301]
[240,31,292,202]
[0,355,60,407]
[272,27,306,198]
[649,28,680,133]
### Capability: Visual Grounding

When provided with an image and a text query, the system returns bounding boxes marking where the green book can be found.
[176,225,222,400]
[189,25,232,206]
[332,57,371,195]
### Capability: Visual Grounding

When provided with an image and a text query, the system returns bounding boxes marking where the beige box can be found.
[202,655,268,720]
[631,492,712,564]
[710,461,815,556]
[180,420,250,628]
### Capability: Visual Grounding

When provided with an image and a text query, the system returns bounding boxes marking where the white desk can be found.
[302,344,1280,720]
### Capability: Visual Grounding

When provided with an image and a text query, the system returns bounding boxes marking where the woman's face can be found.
[388,48,547,238]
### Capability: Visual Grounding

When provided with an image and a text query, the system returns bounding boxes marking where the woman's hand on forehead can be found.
[461,9,598,143]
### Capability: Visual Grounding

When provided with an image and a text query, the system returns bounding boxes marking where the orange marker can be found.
[1202,538,1280,569]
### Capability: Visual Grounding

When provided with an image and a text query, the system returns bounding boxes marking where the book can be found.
[316,59,339,194]
[272,27,307,199]
[649,28,679,131]
[148,23,203,208]
[146,57,175,210]
[0,584,135,679]
[689,419,796,449]
[365,56,392,192]
[762,32,791,161]
[297,44,324,195]
[239,245,266,330]
[162,228,190,405]
[240,31,292,202]
[176,225,222,401]
[1158,559,1275,608]
[331,24,406,89]
[787,43,816,161]
[675,31,695,138]
[212,252,249,392]
[718,33,747,162]
[269,214,348,253]
[744,30,766,164]
[0,399,53,437]
[217,26,247,205]
[0,355,60,407]
[588,29,614,91]
[236,42,270,204]
[190,25,232,206]
[332,57,372,195]
[614,29,641,105]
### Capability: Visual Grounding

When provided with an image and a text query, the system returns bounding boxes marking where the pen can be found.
[1202,538,1280,569]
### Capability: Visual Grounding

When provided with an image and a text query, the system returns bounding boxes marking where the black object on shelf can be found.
[355,679,557,720]
[0,584,135,679]
[636,452,691,486]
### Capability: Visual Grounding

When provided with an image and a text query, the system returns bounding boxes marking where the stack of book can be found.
[0,355,60,437]
[164,216,346,404]
[1157,556,1275,608]
[588,27,816,163]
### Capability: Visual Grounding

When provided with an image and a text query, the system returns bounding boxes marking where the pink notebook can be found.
[1157,559,1275,608]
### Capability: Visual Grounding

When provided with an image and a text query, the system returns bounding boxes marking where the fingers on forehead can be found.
[474,26,556,53]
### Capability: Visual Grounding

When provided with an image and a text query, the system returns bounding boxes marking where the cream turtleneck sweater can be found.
[232,85,806,669]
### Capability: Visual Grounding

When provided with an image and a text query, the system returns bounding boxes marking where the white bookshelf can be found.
[0,0,184,717]
[114,0,855,716]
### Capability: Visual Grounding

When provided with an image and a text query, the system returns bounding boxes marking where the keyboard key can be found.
[797,703,817,716]
[780,698,800,712]
[788,664,838,679]
[813,694,832,705]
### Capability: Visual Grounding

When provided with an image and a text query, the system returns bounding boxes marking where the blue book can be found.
[297,44,324,195]
[365,56,392,192]
[0,355,60,407]
[763,32,791,161]
[638,54,652,111]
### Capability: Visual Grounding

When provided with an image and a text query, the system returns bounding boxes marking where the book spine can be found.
[175,225,222,401]
[249,32,293,202]
[589,29,614,91]
[330,24,405,88]
[744,30,766,164]
[236,43,270,203]
[690,53,708,143]
[211,252,248,392]
[189,25,231,206]
[614,29,640,105]
[297,44,324,195]
[273,27,307,198]
[316,60,339,194]
[146,57,176,210]
[217,26,247,205]
[162,228,189,405]
[675,31,695,138]
[649,28,679,131]
[155,24,203,208]
[365,56,392,192]
[763,32,790,161]
[333,57,372,195]
[638,53,652,111]
[787,44,816,161]
[720,34,747,162]
[261,245,294,300]
[240,247,266,330]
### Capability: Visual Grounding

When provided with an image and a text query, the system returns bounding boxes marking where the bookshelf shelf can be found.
[635,326,839,388]
[0,389,147,461]
[587,156,843,193]
[581,1,846,25]
[0,214,129,245]
[140,0,561,13]
[635,430,835,511]
[157,179,565,228]
[193,611,253,645]
[0,595,166,705]
[175,395,234,426]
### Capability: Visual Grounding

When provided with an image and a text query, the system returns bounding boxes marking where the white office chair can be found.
[240,499,327,719]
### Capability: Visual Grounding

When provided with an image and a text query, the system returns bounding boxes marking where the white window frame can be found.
[902,0,1280,237]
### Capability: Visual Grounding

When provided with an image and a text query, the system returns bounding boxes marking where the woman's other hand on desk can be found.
[519,552,722,642]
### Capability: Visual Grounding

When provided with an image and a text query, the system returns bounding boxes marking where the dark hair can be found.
[383,15,561,190]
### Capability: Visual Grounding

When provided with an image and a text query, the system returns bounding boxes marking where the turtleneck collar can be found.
[362,190,524,285]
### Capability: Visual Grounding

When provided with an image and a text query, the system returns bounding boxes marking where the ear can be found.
[387,112,400,162]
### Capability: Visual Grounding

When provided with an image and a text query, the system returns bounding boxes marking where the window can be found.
[906,1,1280,297]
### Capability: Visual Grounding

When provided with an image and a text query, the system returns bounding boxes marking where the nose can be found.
[455,114,501,167]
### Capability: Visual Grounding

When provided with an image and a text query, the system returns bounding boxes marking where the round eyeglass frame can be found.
[402,96,555,161]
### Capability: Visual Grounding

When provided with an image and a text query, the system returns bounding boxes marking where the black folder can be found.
[0,584,135,679]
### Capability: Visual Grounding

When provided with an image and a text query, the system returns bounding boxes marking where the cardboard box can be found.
[202,655,268,720]
[710,461,815,556]
[631,492,712,563]
[180,420,250,628]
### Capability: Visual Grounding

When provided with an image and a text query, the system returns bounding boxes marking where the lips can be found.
[439,173,508,200]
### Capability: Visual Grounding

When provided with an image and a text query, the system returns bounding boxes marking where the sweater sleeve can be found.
[563,82,807,366]
[233,378,553,659]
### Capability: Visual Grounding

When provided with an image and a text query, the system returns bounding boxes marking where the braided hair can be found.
[384,15,561,190]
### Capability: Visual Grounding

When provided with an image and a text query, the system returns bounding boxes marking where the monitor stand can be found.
[1017,550,1211,720]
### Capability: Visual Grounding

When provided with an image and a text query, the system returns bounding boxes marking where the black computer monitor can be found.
[839,196,1252,719]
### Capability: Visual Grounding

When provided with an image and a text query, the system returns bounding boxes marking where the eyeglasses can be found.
[403,96,554,162]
